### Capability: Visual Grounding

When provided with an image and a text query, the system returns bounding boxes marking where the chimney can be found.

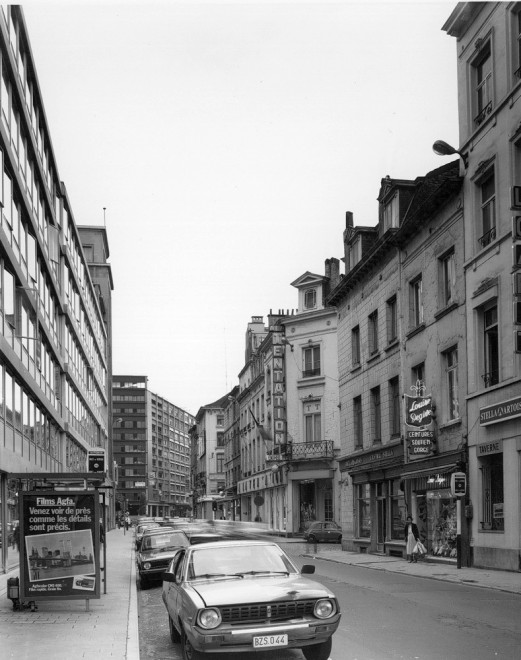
[346,211,353,228]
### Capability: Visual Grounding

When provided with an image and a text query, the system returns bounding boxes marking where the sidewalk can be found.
[272,536,521,595]
[0,531,519,660]
[0,528,139,660]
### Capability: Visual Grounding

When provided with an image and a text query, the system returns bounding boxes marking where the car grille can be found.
[219,599,316,624]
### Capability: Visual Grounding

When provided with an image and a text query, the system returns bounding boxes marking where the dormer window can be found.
[304,288,316,309]
[350,236,362,267]
[383,194,399,231]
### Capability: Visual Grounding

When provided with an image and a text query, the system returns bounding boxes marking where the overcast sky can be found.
[23,1,459,415]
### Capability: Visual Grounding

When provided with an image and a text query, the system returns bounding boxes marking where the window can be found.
[304,288,316,309]
[478,170,496,248]
[368,310,378,355]
[482,304,499,387]
[303,345,320,377]
[410,276,423,328]
[304,401,321,443]
[370,387,381,443]
[382,194,399,231]
[444,347,459,421]
[389,480,406,540]
[356,484,371,538]
[216,454,224,473]
[513,9,521,79]
[473,40,493,126]
[351,325,361,366]
[440,251,456,307]
[480,454,504,531]
[350,236,362,268]
[353,396,363,450]
[386,296,398,344]
[412,363,425,389]
[389,377,400,436]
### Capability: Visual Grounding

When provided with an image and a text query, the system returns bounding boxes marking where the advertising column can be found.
[20,491,100,601]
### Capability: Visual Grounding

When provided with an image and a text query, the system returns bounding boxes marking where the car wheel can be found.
[308,534,317,544]
[139,574,149,589]
[168,614,181,643]
[181,626,204,660]
[302,637,332,660]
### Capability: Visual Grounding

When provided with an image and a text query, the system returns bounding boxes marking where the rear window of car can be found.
[143,533,188,550]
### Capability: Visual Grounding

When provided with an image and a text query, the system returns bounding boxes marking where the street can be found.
[138,542,521,660]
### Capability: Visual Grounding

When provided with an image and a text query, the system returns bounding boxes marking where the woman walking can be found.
[404,514,420,563]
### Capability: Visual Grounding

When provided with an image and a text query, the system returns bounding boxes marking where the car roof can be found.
[185,540,279,551]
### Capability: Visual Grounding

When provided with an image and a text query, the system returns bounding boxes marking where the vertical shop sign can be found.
[20,491,100,601]
[271,328,286,446]
[404,381,436,460]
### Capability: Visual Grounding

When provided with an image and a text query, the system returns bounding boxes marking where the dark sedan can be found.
[162,539,340,660]
[303,521,342,544]
[137,529,189,588]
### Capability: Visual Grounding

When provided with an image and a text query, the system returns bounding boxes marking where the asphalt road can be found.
[138,543,521,660]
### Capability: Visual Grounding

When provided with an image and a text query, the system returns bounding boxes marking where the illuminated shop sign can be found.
[271,329,286,446]
[405,381,436,460]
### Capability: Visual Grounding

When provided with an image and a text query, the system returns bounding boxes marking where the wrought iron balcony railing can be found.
[478,226,496,249]
[288,440,334,461]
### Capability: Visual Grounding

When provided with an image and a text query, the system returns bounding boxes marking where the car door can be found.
[324,523,335,541]
[164,550,185,620]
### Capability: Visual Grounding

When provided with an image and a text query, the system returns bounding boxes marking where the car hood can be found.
[191,575,334,606]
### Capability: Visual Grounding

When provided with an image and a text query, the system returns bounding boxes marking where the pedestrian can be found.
[404,514,420,563]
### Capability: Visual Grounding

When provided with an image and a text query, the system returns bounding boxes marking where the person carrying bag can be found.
[404,514,420,563]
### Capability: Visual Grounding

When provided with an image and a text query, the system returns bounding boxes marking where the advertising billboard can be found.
[20,491,100,601]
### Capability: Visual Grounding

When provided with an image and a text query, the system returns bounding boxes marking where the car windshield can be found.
[188,544,296,580]
[143,533,188,551]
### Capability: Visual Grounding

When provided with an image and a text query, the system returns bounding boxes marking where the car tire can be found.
[139,574,149,589]
[168,614,181,643]
[308,534,317,544]
[302,637,332,660]
[181,625,204,660]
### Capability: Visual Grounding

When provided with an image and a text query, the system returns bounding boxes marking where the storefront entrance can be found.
[376,483,386,552]
[416,489,457,559]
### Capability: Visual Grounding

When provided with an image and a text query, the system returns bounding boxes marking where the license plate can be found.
[253,634,288,648]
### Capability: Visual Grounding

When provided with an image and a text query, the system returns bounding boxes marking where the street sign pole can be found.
[456,498,461,569]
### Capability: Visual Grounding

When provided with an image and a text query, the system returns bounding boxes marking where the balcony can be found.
[478,226,496,249]
[474,101,492,127]
[288,440,334,461]
[302,368,321,378]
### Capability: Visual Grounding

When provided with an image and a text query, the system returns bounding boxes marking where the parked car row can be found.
[135,518,341,659]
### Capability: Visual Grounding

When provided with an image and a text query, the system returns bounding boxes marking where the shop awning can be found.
[401,464,457,491]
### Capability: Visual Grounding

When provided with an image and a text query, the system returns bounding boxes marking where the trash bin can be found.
[7,576,20,609]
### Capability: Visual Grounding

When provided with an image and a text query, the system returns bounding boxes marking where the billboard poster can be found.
[20,491,100,601]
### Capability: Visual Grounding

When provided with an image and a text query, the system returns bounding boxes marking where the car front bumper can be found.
[187,615,341,653]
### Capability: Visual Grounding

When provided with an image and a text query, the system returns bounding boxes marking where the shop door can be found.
[299,481,316,532]
[376,484,386,553]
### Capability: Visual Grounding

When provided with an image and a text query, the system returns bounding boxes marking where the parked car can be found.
[303,521,342,544]
[134,521,161,550]
[137,529,189,588]
[162,539,341,660]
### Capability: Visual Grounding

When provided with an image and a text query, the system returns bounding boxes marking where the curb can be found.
[127,541,140,660]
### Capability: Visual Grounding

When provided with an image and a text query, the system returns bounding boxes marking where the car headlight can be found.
[197,608,222,629]
[314,599,336,619]
[143,562,151,570]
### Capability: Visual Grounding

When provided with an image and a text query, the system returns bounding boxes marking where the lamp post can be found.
[432,139,468,168]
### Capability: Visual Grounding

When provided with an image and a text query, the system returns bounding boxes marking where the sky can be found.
[22,0,460,416]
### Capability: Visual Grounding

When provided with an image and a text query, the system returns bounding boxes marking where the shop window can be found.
[356,483,371,538]
[389,480,406,541]
[480,454,504,531]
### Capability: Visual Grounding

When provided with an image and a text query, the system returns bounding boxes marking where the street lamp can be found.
[432,139,468,168]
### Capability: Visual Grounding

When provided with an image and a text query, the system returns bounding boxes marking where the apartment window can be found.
[389,377,400,436]
[353,396,363,450]
[482,304,499,387]
[303,345,320,377]
[216,454,224,473]
[386,296,398,344]
[370,387,381,443]
[304,401,321,443]
[440,250,456,308]
[356,484,371,538]
[350,236,362,268]
[514,9,521,79]
[304,288,316,310]
[478,170,496,248]
[368,310,378,355]
[351,325,361,366]
[480,454,504,531]
[473,40,493,126]
[444,347,459,421]
[410,276,423,328]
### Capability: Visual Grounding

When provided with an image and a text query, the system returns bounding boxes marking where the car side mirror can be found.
[301,564,315,574]
[162,572,176,583]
